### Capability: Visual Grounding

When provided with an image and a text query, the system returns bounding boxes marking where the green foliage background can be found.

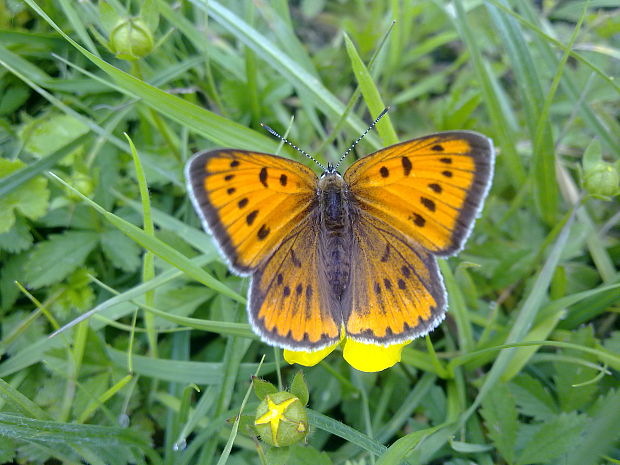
[0,0,619,464]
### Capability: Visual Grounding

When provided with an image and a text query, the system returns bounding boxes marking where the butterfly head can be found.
[322,162,341,177]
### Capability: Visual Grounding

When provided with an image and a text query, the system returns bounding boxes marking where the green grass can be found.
[1,0,619,464]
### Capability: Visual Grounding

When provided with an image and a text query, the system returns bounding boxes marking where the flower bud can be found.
[254,392,308,447]
[584,161,619,199]
[109,18,154,60]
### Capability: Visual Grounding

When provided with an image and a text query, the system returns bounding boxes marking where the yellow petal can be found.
[343,339,411,372]
[283,343,339,367]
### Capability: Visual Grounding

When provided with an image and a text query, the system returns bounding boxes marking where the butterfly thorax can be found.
[318,172,349,231]
[317,172,353,303]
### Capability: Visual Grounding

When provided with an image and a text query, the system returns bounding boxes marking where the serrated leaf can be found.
[480,382,518,464]
[0,216,33,252]
[0,159,50,233]
[516,413,587,465]
[264,445,291,465]
[290,371,309,406]
[289,445,333,465]
[554,327,598,412]
[23,231,99,288]
[567,389,620,465]
[253,377,278,400]
[100,228,142,272]
[509,374,557,421]
[0,253,27,310]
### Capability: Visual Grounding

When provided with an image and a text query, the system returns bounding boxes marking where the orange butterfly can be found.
[186,121,494,351]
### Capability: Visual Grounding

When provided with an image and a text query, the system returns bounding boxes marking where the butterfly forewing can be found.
[249,214,341,350]
[345,131,494,256]
[346,212,446,343]
[186,150,318,273]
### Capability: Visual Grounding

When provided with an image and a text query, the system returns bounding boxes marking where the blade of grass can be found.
[194,0,381,149]
[106,347,273,384]
[449,0,526,187]
[460,206,576,423]
[126,135,158,361]
[343,33,398,146]
[47,172,244,303]
[308,409,387,456]
[486,0,559,224]
[23,0,279,153]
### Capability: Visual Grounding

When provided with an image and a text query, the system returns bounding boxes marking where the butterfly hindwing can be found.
[186,150,318,274]
[345,212,446,343]
[345,131,494,256]
[249,214,341,350]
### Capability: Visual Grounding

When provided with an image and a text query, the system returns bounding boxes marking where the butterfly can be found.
[186,128,494,351]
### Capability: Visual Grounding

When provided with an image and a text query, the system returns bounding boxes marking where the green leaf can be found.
[0,412,150,449]
[566,389,620,465]
[554,327,599,412]
[307,409,387,457]
[343,33,398,146]
[375,423,454,465]
[100,228,142,272]
[98,0,120,34]
[290,370,309,406]
[582,139,602,172]
[0,159,50,233]
[140,0,159,32]
[0,253,27,310]
[0,216,33,252]
[288,445,333,465]
[23,231,99,288]
[20,113,89,159]
[509,374,557,421]
[49,173,244,303]
[252,377,278,400]
[480,383,518,464]
[516,413,587,465]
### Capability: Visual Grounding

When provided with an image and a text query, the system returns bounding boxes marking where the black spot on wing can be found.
[402,156,412,176]
[420,197,436,212]
[246,210,258,225]
[257,224,270,240]
[428,183,442,193]
[259,167,268,187]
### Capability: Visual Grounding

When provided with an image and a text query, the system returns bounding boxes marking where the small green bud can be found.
[254,392,308,447]
[109,18,154,60]
[584,161,619,199]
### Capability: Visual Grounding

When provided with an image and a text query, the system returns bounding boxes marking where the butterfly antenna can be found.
[260,123,327,171]
[334,106,391,170]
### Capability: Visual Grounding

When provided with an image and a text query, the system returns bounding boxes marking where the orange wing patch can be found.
[345,131,493,256]
[186,150,318,273]
[345,212,446,344]
[249,214,341,350]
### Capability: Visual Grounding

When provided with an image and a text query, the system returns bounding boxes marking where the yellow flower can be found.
[283,338,410,372]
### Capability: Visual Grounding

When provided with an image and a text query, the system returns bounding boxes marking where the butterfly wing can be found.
[186,150,318,274]
[249,213,341,350]
[345,131,494,256]
[345,212,446,343]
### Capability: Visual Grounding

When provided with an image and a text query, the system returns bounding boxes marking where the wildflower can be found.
[284,337,411,372]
